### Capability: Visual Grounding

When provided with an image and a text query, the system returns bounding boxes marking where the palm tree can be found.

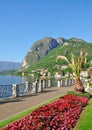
[56,51,87,92]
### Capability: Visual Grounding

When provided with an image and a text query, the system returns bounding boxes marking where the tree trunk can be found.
[74,78,84,92]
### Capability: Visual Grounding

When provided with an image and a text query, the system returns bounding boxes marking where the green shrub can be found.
[67,91,91,98]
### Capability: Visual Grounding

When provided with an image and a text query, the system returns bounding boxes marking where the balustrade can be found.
[0,78,74,99]
[0,85,12,98]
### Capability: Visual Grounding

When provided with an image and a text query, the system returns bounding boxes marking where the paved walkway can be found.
[0,87,73,121]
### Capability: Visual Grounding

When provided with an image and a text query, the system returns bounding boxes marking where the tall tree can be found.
[56,51,87,92]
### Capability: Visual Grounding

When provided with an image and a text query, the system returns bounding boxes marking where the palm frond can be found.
[56,50,87,79]
[56,55,70,64]
[71,53,75,65]
[80,50,83,57]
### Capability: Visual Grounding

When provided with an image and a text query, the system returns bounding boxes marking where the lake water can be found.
[0,75,37,98]
[0,75,27,85]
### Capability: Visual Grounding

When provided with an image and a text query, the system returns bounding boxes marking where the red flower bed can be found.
[3,95,89,130]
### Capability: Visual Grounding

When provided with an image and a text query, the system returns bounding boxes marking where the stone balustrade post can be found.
[72,79,75,85]
[32,82,38,93]
[12,84,19,97]
[62,80,65,87]
[37,80,40,92]
[48,79,51,87]
[60,80,63,87]
[43,80,46,88]
[25,82,29,92]
[68,79,70,86]
[57,80,61,87]
[65,79,68,86]
[67,79,69,86]
[70,79,72,86]
[38,80,43,92]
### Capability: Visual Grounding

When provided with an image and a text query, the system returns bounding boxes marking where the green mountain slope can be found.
[25,38,92,74]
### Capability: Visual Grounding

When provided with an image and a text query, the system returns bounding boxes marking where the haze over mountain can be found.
[0,61,20,71]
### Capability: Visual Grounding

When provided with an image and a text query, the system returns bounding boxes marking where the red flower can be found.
[3,95,89,130]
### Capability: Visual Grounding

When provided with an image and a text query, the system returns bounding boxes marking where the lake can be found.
[0,75,35,98]
[0,75,27,85]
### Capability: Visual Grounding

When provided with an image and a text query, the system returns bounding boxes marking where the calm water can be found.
[0,75,27,85]
[0,75,37,98]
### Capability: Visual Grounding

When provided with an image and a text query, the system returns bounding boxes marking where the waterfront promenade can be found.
[0,86,73,121]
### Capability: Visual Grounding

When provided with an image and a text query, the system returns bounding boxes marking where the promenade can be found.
[0,86,73,121]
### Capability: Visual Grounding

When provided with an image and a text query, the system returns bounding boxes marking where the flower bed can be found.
[3,95,89,130]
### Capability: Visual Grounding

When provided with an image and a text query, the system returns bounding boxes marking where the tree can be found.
[56,51,87,92]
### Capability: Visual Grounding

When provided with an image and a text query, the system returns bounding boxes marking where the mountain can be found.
[0,61,20,71]
[20,37,65,69]
[20,37,92,74]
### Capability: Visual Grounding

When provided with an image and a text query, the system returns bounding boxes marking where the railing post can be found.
[65,79,68,87]
[67,79,69,86]
[72,79,75,85]
[62,80,65,87]
[60,80,63,87]
[48,79,51,87]
[12,84,19,97]
[57,80,61,87]
[70,79,72,86]
[43,80,46,88]
[68,79,70,86]
[38,80,43,92]
[25,82,29,92]
[32,82,38,93]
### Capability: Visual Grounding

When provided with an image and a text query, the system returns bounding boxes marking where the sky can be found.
[0,0,92,62]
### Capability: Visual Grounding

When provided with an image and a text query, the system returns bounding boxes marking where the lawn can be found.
[73,98,92,130]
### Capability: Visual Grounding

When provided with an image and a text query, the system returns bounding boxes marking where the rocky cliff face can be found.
[20,37,65,70]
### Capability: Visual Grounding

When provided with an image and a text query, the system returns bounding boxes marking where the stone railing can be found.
[57,78,75,87]
[0,84,12,98]
[0,78,74,99]
[0,80,45,99]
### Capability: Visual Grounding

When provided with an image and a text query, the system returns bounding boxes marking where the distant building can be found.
[80,71,90,78]
[54,72,61,79]
[61,65,68,69]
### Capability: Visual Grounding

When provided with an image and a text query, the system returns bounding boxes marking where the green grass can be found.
[74,99,92,130]
[0,94,62,129]
[67,91,91,98]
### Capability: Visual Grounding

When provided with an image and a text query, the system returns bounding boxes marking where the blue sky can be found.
[0,0,92,62]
